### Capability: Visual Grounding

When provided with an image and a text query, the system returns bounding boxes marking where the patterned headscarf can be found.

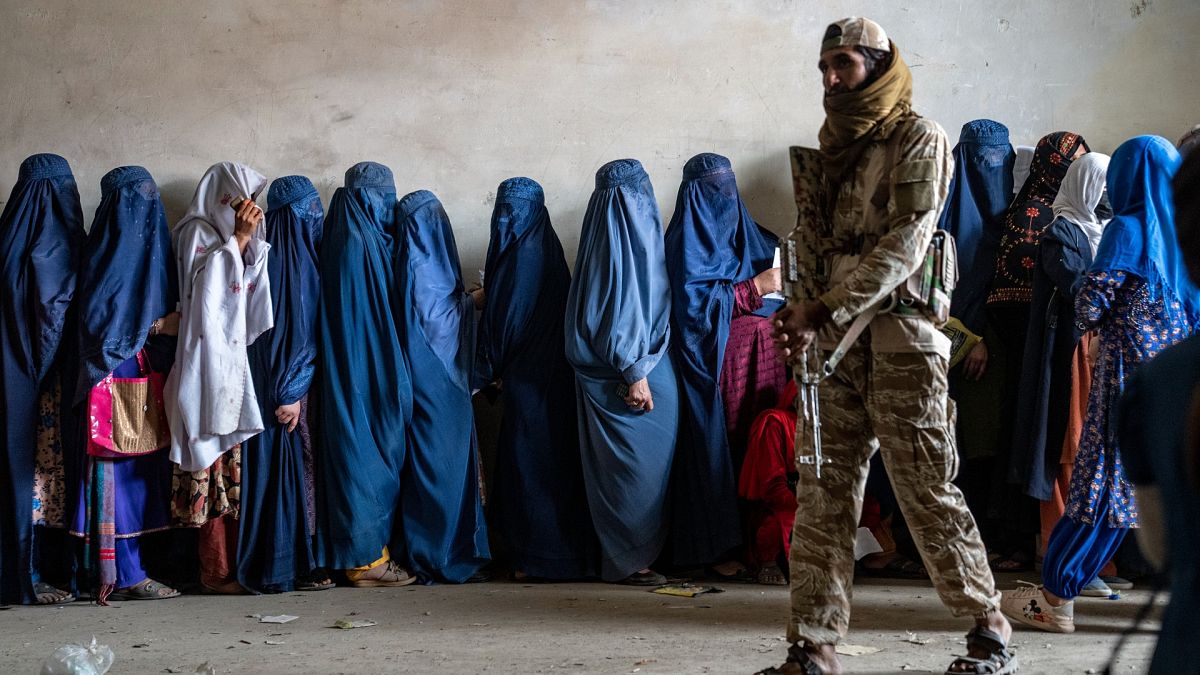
[987,131,1090,306]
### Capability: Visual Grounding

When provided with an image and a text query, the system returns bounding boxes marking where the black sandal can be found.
[945,626,1019,674]
[755,643,826,675]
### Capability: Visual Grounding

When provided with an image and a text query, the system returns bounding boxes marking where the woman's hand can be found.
[233,198,264,253]
[469,287,485,310]
[962,340,988,381]
[152,311,181,337]
[275,401,302,433]
[624,378,654,412]
[753,267,782,296]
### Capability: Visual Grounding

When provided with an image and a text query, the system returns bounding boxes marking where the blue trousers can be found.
[1042,501,1127,599]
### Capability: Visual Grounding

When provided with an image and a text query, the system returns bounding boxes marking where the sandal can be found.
[33,582,75,605]
[990,551,1034,573]
[617,569,667,586]
[109,579,180,601]
[858,554,928,580]
[347,559,416,588]
[945,626,1019,674]
[757,564,788,586]
[707,564,756,583]
[296,577,335,591]
[755,643,827,675]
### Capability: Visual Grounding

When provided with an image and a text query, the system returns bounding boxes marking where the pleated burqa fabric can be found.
[565,159,680,581]
[69,165,177,595]
[476,177,597,579]
[393,189,489,583]
[0,154,83,604]
[313,162,412,570]
[663,153,775,567]
[238,175,323,592]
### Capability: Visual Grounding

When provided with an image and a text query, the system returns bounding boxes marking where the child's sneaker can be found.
[1080,577,1115,597]
[999,583,1075,633]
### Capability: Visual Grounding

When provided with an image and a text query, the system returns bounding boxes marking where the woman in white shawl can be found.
[165,162,272,594]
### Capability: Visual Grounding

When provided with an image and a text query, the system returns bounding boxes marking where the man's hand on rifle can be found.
[771,299,832,364]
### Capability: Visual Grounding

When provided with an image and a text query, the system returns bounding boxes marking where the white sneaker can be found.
[999,582,1075,633]
[1080,577,1114,598]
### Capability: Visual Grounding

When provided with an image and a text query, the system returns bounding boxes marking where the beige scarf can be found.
[818,43,914,180]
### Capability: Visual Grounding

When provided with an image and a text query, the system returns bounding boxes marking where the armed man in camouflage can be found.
[760,17,1018,675]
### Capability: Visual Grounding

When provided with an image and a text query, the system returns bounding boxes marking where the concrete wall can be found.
[2,0,1196,271]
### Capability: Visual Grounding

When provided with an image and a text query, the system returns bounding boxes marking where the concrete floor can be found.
[0,574,1160,674]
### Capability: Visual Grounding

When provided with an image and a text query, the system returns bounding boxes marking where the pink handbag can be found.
[86,350,169,458]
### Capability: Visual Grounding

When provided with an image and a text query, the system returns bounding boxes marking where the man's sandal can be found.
[945,626,1019,674]
[755,644,828,675]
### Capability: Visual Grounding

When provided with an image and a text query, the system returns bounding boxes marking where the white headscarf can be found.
[1052,152,1111,255]
[1012,145,1035,197]
[173,161,268,240]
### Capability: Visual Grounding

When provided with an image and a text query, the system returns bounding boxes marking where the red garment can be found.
[199,514,239,589]
[739,381,888,565]
[738,381,799,565]
[722,279,788,468]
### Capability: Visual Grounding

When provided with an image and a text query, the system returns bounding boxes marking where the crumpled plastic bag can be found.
[40,637,115,675]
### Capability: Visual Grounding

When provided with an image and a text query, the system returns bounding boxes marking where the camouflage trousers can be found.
[787,344,1000,645]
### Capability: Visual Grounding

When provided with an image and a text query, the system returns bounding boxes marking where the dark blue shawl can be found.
[0,154,83,605]
[394,190,489,582]
[1092,136,1198,323]
[938,120,1014,334]
[239,175,323,592]
[73,166,176,401]
[663,153,774,565]
[313,162,412,570]
[476,177,597,579]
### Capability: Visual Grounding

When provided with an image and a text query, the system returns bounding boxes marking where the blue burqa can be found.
[394,190,490,583]
[1092,135,1197,322]
[70,166,176,591]
[565,159,680,581]
[238,176,322,592]
[0,154,83,604]
[937,119,1015,335]
[476,177,598,579]
[313,162,413,569]
[664,153,776,566]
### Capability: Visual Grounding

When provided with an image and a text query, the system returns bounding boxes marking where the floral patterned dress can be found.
[1065,270,1192,527]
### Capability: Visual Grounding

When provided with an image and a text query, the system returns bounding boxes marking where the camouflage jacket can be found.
[803,113,953,355]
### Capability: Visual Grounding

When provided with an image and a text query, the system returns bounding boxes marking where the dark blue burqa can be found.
[664,153,776,566]
[73,166,177,402]
[565,159,680,581]
[70,166,176,590]
[476,177,597,579]
[0,154,83,604]
[937,120,1015,335]
[394,190,490,583]
[238,176,322,592]
[313,162,413,569]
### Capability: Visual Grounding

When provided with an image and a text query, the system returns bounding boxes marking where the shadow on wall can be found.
[737,147,796,239]
[159,178,198,227]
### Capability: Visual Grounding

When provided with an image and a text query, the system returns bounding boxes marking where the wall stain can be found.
[1130,0,1150,18]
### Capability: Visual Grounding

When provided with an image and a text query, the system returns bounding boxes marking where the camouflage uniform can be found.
[787,114,1001,645]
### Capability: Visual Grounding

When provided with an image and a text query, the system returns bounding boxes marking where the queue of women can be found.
[0,151,784,605]
[1,120,1197,620]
